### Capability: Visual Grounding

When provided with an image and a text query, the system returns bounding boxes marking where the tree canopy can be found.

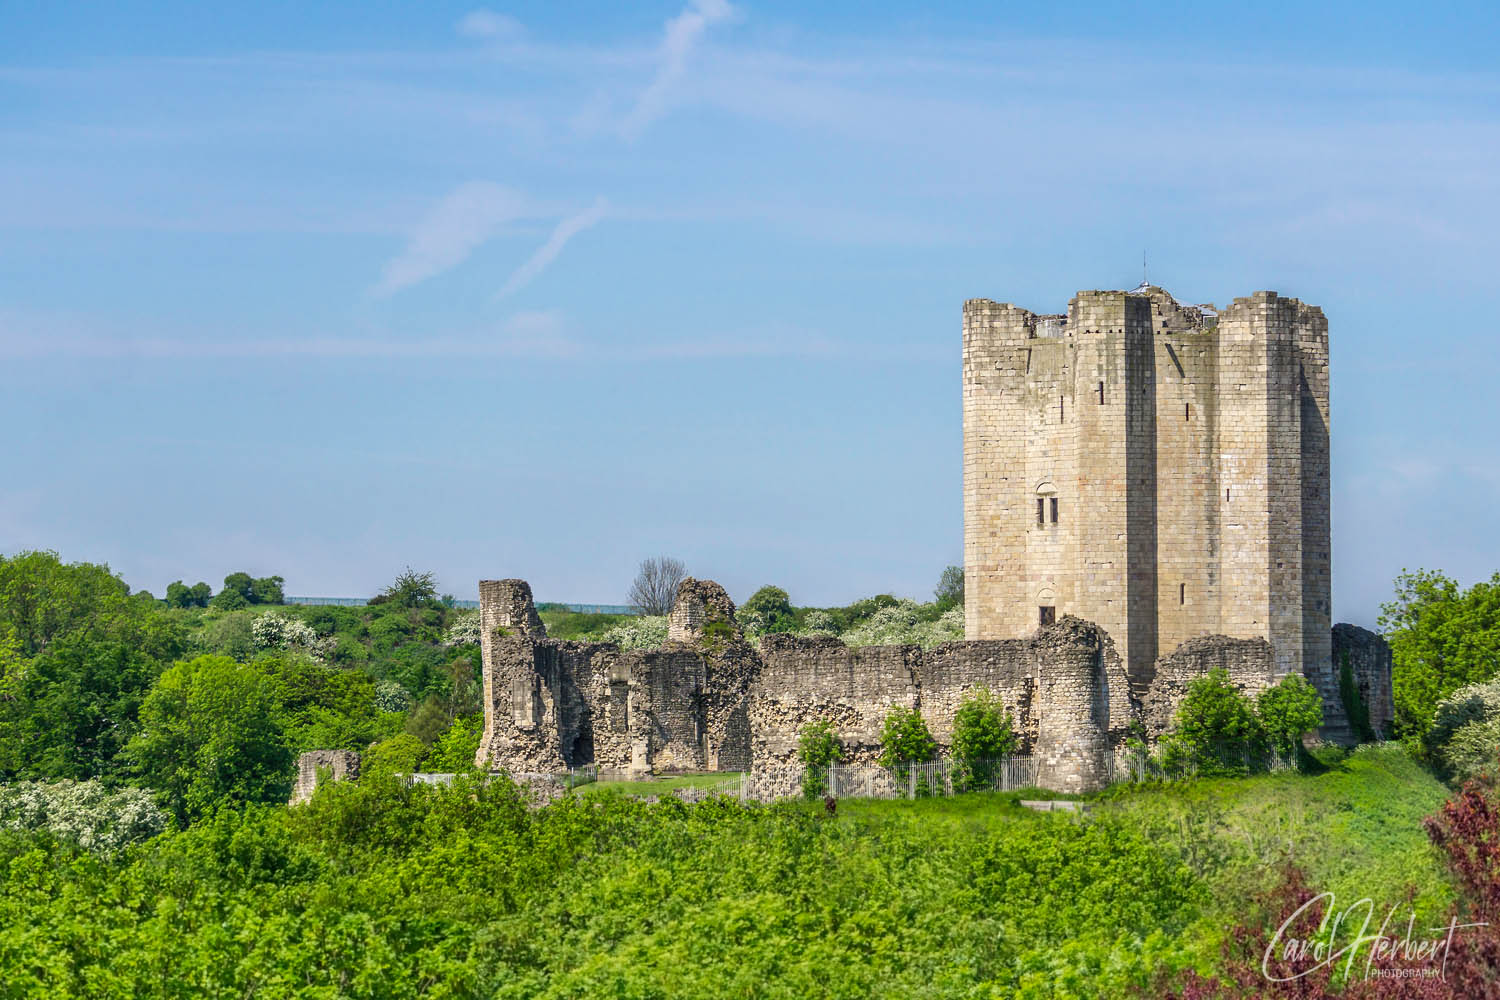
[1380,568,1500,738]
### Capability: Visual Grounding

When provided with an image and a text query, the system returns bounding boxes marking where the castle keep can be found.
[962,286,1334,718]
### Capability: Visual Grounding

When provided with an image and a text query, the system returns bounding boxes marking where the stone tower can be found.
[962,285,1333,712]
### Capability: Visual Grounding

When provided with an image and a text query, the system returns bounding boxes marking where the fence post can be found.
[829,764,835,798]
[908,765,916,799]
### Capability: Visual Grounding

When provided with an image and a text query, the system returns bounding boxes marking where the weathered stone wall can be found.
[919,639,1035,747]
[290,749,360,805]
[478,579,546,637]
[475,578,1389,792]
[1332,624,1396,737]
[962,285,1336,728]
[751,634,922,765]
[667,578,738,643]
[1139,634,1278,735]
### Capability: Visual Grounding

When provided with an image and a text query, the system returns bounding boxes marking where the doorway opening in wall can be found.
[1039,606,1056,626]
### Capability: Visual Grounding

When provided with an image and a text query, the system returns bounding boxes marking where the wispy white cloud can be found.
[496,197,608,299]
[0,310,579,360]
[0,309,944,363]
[620,0,736,137]
[374,181,526,296]
[456,9,524,42]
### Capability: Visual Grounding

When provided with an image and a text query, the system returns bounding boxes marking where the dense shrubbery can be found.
[0,554,482,823]
[795,719,842,797]
[951,687,1019,789]
[878,705,937,768]
[0,773,1209,998]
[1160,670,1323,777]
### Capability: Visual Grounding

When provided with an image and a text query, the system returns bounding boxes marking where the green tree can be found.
[166,579,213,610]
[404,697,451,744]
[212,572,256,610]
[1256,674,1324,762]
[742,586,794,632]
[951,687,1018,790]
[424,714,484,773]
[935,565,965,610]
[379,568,440,609]
[1379,568,1500,738]
[0,550,181,659]
[251,575,285,606]
[0,638,161,781]
[878,706,937,769]
[1161,668,1265,777]
[362,732,426,778]
[165,581,191,609]
[796,719,843,798]
[124,654,293,825]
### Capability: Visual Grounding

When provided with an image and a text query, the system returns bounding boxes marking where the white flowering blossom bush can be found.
[602,615,670,650]
[840,601,965,650]
[251,612,335,661]
[443,610,483,647]
[738,610,770,643]
[800,610,839,634]
[0,781,166,855]
[374,679,414,714]
[1429,677,1500,780]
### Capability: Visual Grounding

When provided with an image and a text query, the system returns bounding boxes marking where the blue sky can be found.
[3,2,1498,626]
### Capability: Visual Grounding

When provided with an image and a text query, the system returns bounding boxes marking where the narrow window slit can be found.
[1050,497,1059,524]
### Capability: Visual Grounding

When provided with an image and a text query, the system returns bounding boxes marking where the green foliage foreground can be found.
[0,746,1449,1000]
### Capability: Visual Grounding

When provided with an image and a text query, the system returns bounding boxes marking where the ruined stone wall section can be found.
[919,640,1035,748]
[1332,624,1395,737]
[290,749,360,805]
[667,578,738,643]
[750,634,921,765]
[478,579,546,638]
[1140,634,1278,736]
[624,648,709,772]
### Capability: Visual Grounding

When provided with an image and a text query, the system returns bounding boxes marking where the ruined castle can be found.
[452,284,1392,795]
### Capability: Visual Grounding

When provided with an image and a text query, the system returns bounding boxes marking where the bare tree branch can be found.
[628,556,686,616]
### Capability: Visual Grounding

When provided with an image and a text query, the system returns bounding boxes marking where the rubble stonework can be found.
[1138,634,1280,735]
[290,749,360,805]
[474,577,1391,793]
[667,577,739,643]
[1332,624,1396,737]
[962,286,1346,741]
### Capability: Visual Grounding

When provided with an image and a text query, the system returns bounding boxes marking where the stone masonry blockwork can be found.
[962,285,1346,741]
